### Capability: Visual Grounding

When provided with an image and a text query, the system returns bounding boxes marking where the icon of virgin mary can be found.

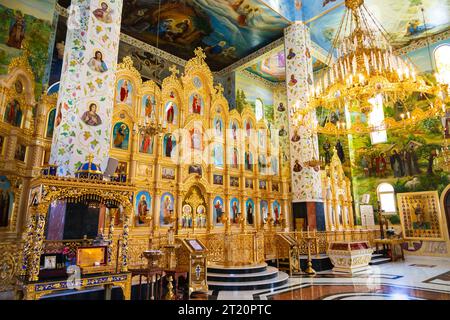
[87,51,108,73]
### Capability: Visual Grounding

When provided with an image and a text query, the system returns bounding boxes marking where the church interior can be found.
[0,0,450,301]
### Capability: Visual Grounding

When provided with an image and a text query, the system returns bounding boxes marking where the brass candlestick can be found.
[304,236,316,276]
[221,212,230,234]
[165,275,175,300]
[267,215,274,232]
[239,213,246,233]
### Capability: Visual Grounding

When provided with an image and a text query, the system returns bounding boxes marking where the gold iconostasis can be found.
[107,51,291,233]
[0,50,291,242]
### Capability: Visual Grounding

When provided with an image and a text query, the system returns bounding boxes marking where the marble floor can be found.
[2,256,450,300]
[206,256,450,300]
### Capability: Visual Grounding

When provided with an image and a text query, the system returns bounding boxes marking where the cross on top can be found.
[194,47,206,60]
[169,65,179,76]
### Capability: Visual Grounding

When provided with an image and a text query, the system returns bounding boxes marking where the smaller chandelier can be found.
[138,115,166,137]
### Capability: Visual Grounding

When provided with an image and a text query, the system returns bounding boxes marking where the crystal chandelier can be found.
[298,0,447,136]
[138,115,166,136]
[137,0,167,137]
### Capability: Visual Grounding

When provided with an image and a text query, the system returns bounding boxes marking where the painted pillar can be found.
[284,22,324,230]
[50,0,123,176]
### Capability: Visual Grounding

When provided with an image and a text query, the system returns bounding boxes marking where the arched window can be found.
[434,44,450,85]
[377,183,396,214]
[255,99,264,121]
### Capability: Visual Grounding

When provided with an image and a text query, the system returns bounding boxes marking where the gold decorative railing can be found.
[0,229,381,292]
[195,232,265,266]
[264,229,380,259]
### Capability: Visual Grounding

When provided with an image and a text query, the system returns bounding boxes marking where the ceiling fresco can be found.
[120,0,289,71]
[307,0,450,53]
[55,0,449,76]
[244,47,328,82]
[262,0,299,21]
[299,0,344,22]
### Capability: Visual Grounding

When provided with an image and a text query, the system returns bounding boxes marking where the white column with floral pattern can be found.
[50,0,123,176]
[284,22,322,202]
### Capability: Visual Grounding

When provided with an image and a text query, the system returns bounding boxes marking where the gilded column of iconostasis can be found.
[0,55,37,236]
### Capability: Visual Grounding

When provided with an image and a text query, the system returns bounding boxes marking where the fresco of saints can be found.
[144,95,155,118]
[81,103,102,126]
[118,80,132,104]
[46,109,56,138]
[163,195,173,224]
[190,129,202,150]
[140,133,153,154]
[192,94,202,114]
[261,203,268,223]
[164,135,175,157]
[215,199,223,223]
[166,102,175,123]
[137,195,149,225]
[291,129,300,142]
[293,160,302,172]
[214,145,224,166]
[247,202,254,225]
[245,151,252,171]
[215,118,222,135]
[245,121,251,136]
[231,122,237,140]
[0,188,11,227]
[93,2,113,23]
[197,205,206,228]
[7,11,25,49]
[231,200,239,223]
[231,148,238,168]
[273,203,280,223]
[4,100,22,127]
[113,124,128,149]
[182,205,192,228]
[87,51,108,73]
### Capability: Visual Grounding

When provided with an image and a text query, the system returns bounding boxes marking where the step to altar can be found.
[207,263,288,291]
[369,252,391,265]
[268,254,333,272]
